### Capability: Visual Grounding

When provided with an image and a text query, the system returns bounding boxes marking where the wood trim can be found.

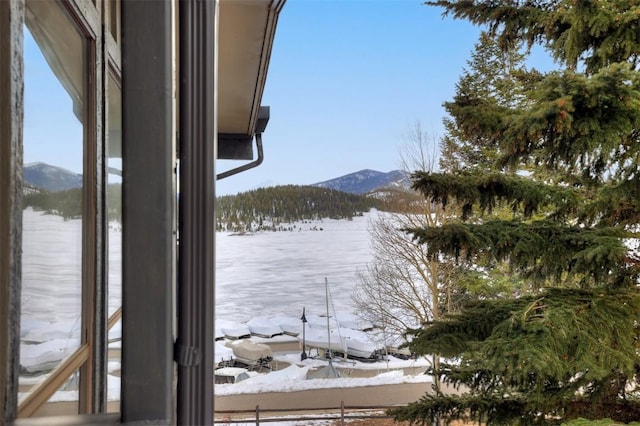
[23,0,105,414]
[107,306,122,330]
[65,0,101,40]
[15,308,121,419]
[106,36,121,74]
[61,0,105,414]
[15,413,119,425]
[0,0,25,423]
[105,0,121,61]
[17,344,90,418]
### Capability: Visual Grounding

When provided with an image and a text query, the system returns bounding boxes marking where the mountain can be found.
[312,169,411,195]
[24,162,83,192]
[24,163,411,196]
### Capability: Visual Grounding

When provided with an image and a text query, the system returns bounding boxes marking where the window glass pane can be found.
[106,73,122,412]
[19,1,86,413]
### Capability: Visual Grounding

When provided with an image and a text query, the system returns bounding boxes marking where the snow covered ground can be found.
[19,208,431,411]
[215,353,431,396]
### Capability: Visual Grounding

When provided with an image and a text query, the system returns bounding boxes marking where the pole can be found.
[300,307,307,361]
[176,0,216,424]
[325,278,331,359]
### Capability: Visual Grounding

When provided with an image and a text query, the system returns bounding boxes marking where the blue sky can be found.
[23,29,84,175]
[24,0,551,196]
[216,0,483,195]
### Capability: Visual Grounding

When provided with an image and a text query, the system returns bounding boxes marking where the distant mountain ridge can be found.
[22,163,419,229]
[312,169,411,194]
[24,162,82,192]
[23,163,412,196]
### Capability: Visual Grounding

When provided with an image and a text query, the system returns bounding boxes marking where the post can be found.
[121,0,175,422]
[256,405,260,425]
[176,0,217,425]
[300,307,307,360]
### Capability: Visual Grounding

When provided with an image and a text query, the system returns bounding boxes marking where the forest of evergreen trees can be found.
[23,182,403,232]
[23,186,83,220]
[215,185,392,232]
[23,184,122,221]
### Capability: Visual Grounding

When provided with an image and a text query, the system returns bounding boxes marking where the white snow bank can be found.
[215,366,431,396]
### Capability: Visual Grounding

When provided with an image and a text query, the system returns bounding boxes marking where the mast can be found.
[323,277,340,378]
[325,277,331,359]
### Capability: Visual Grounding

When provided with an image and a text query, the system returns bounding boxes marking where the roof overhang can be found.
[218,0,285,160]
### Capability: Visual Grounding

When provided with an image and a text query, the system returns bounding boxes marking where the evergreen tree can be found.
[439,32,540,173]
[391,1,640,424]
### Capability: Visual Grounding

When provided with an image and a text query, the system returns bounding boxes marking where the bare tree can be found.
[353,121,456,396]
[353,211,445,337]
[398,121,440,177]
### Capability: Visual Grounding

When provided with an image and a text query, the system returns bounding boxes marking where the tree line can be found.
[23,184,122,222]
[23,182,414,232]
[215,185,394,232]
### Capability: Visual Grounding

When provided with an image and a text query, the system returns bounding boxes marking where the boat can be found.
[269,314,302,337]
[335,327,384,360]
[225,339,273,369]
[384,334,413,359]
[297,278,347,374]
[216,319,251,340]
[214,326,226,341]
[385,345,412,360]
[214,341,235,367]
[214,366,251,384]
[246,317,283,338]
[335,311,374,331]
[304,313,339,330]
[299,327,348,356]
[369,329,413,360]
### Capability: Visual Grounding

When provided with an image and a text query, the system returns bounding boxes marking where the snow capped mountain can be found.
[312,169,411,195]
[23,162,412,196]
[23,162,83,192]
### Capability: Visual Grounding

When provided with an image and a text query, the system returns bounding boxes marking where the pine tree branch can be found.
[411,171,582,220]
[404,219,631,285]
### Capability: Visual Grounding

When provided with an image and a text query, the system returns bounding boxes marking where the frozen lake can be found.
[19,208,392,402]
[19,209,379,377]
[216,211,378,322]
[20,208,379,339]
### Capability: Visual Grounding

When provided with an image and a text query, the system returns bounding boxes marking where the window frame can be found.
[4,0,176,423]
[13,0,112,418]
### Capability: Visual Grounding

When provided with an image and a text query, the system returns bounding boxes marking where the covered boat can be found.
[269,314,302,336]
[335,327,384,360]
[299,327,347,356]
[225,339,273,369]
[305,313,339,330]
[246,317,283,338]
[335,312,374,331]
[214,367,251,384]
[214,341,235,367]
[216,319,251,340]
